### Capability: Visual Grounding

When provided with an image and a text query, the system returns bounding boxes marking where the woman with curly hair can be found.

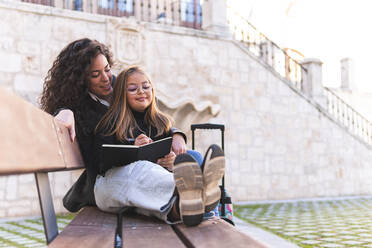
[40,38,189,212]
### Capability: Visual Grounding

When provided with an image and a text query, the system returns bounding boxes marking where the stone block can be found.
[6,175,18,201]
[257,70,268,84]
[17,40,41,55]
[230,171,240,186]
[169,43,184,59]
[23,55,41,74]
[0,52,22,72]
[0,36,15,51]
[14,74,43,92]
[0,72,15,88]
[237,59,250,72]
[0,189,4,200]
[0,10,22,36]
[31,200,41,214]
[197,47,217,66]
[182,36,198,47]
[238,131,252,146]
[52,172,72,197]
[0,176,6,189]
[217,49,229,68]
[19,183,38,199]
[8,204,32,217]
[228,58,238,71]
[153,40,169,59]
[23,15,51,42]
[18,174,34,184]
[253,84,265,98]
[52,21,74,42]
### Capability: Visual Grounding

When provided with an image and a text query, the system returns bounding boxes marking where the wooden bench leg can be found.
[35,172,58,244]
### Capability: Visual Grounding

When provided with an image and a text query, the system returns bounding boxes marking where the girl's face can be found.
[126,72,153,112]
[87,54,113,100]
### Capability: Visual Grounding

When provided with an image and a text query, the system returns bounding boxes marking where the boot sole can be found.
[203,156,225,212]
[174,161,204,226]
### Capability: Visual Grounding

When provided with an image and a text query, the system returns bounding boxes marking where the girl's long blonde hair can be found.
[96,65,173,142]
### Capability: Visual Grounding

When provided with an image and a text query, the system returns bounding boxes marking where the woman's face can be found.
[87,54,113,100]
[126,72,153,112]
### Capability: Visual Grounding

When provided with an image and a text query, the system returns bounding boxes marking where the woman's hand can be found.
[54,109,76,142]
[134,134,152,146]
[172,133,187,155]
[157,151,176,171]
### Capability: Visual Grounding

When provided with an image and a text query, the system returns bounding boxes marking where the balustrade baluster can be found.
[113,0,117,17]
[352,111,356,134]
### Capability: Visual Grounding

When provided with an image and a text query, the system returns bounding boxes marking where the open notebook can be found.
[101,137,173,166]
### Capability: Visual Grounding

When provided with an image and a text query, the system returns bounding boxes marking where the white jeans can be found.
[94,160,176,222]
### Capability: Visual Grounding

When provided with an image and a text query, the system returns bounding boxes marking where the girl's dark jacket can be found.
[62,93,186,212]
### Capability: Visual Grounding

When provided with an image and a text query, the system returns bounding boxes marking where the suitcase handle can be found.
[191,123,225,131]
[191,123,228,218]
[191,123,225,151]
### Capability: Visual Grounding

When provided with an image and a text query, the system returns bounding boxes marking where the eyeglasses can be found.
[127,83,152,95]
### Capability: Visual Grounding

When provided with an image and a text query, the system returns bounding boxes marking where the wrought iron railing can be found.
[21,0,202,29]
[324,87,372,145]
[226,5,305,89]
[21,0,52,4]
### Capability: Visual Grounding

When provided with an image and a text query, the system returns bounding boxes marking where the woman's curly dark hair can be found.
[40,38,113,114]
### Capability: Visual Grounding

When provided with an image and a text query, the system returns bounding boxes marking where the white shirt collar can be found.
[88,92,110,107]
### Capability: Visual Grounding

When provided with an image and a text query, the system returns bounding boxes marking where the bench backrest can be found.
[0,86,84,174]
[0,86,85,243]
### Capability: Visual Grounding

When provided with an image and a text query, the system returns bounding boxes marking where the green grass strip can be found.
[0,225,44,248]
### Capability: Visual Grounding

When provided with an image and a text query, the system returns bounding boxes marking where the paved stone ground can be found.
[2,196,372,248]
[0,215,72,248]
[235,195,372,248]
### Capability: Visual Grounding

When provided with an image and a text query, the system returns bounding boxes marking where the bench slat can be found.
[173,218,267,248]
[0,87,84,175]
[122,213,186,248]
[48,225,115,248]
[49,207,117,248]
[68,207,117,227]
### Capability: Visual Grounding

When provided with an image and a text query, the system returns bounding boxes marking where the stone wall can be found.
[1,1,372,218]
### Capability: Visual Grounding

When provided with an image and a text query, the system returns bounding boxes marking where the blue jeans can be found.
[186,150,220,218]
[187,149,203,166]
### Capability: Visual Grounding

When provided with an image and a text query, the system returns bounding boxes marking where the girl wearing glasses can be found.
[93,65,225,226]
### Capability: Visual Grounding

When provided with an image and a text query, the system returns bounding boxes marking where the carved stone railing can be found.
[324,87,372,145]
[20,0,202,29]
[226,5,305,89]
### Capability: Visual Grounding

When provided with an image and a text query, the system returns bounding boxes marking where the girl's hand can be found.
[157,151,176,171]
[134,134,152,146]
[172,133,187,155]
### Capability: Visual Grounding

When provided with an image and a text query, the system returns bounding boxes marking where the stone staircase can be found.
[226,5,372,149]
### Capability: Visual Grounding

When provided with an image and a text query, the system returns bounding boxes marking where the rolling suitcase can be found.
[191,123,234,225]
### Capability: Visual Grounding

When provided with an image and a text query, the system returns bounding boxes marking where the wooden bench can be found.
[0,86,266,247]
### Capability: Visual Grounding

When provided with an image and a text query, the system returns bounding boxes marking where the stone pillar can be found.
[340,57,355,91]
[301,58,325,105]
[202,0,229,34]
